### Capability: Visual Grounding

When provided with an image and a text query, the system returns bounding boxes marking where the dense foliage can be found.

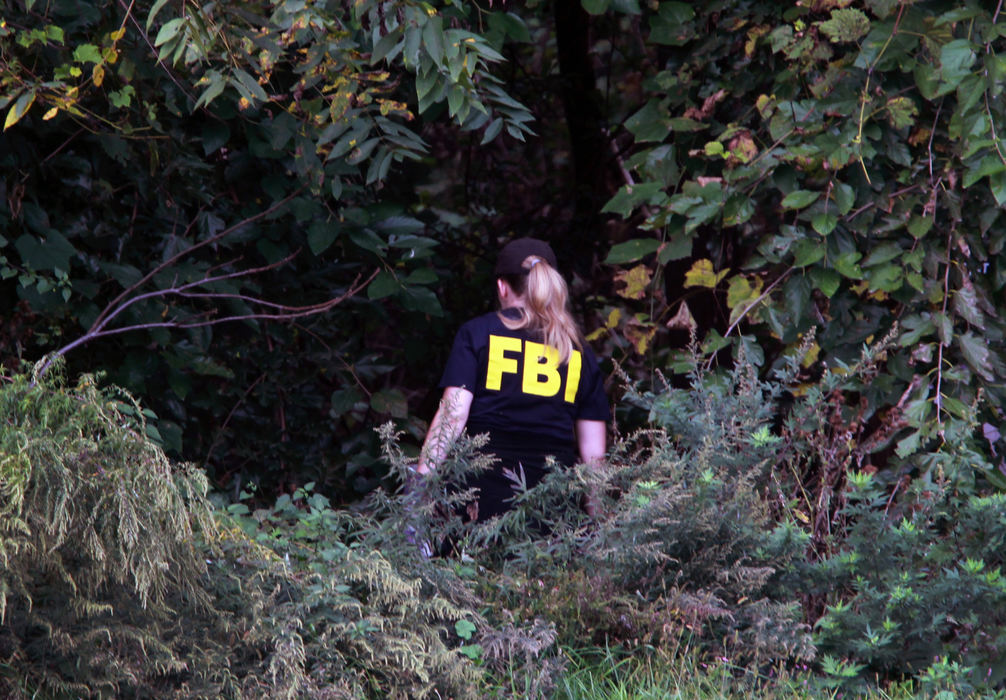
[0,365,485,697]
[591,0,1006,486]
[5,347,1004,696]
[4,0,1006,695]
[0,0,534,496]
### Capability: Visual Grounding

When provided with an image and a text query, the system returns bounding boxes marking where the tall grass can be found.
[551,646,926,700]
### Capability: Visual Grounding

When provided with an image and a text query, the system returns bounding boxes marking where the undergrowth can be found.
[4,340,1005,698]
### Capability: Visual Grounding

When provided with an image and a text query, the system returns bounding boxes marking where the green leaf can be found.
[446,84,464,118]
[895,430,923,458]
[422,15,445,67]
[941,396,969,419]
[781,190,820,210]
[959,331,995,381]
[649,2,695,45]
[147,0,173,30]
[907,216,933,239]
[625,100,672,143]
[480,117,504,145]
[861,243,902,267]
[913,64,941,100]
[605,238,661,264]
[935,311,953,346]
[964,153,1006,189]
[455,619,477,640]
[307,221,340,255]
[459,644,483,660]
[668,117,707,131]
[153,18,183,48]
[330,388,363,419]
[940,39,976,85]
[885,96,917,129]
[73,43,104,64]
[109,86,136,109]
[348,228,387,255]
[991,172,1006,207]
[811,268,841,297]
[370,389,408,417]
[793,239,825,267]
[581,0,610,14]
[832,181,855,215]
[601,182,665,216]
[812,212,837,236]
[818,8,870,43]
[401,286,443,316]
[953,284,985,330]
[865,264,902,292]
[371,27,402,65]
[45,25,65,43]
[232,68,268,103]
[195,71,227,110]
[16,232,77,273]
[404,268,438,285]
[367,270,399,299]
[657,233,692,262]
[833,251,863,280]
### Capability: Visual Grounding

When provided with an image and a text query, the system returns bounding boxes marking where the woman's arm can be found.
[417,386,474,474]
[576,419,607,517]
[575,419,606,466]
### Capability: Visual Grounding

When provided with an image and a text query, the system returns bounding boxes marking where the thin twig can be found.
[935,228,953,433]
[36,267,377,377]
[702,268,792,372]
[90,188,304,330]
[116,0,197,103]
[203,373,266,468]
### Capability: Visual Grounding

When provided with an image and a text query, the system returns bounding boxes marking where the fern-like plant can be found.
[0,362,217,696]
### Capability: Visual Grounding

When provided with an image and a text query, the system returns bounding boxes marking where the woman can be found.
[417,237,609,522]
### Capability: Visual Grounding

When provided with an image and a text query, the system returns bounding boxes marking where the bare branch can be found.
[90,188,304,331]
[36,262,377,378]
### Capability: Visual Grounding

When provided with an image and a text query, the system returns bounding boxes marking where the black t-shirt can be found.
[439,310,610,454]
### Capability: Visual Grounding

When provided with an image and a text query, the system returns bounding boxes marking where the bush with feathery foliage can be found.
[0,362,485,698]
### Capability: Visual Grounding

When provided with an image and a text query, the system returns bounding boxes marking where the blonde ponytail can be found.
[499,255,582,364]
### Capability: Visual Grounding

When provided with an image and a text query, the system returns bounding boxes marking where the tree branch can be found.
[36,254,377,378]
[90,189,304,330]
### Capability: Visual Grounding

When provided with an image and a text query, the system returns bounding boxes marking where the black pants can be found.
[464,427,576,523]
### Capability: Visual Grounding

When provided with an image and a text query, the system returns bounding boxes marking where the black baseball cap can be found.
[494,237,558,276]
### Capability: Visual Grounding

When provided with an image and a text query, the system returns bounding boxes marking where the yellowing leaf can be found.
[605,308,622,329]
[110,27,126,41]
[4,90,36,131]
[804,342,820,367]
[726,274,764,325]
[726,275,763,309]
[624,321,657,355]
[615,264,652,300]
[683,258,729,288]
[92,64,105,87]
[885,96,917,129]
[43,107,58,120]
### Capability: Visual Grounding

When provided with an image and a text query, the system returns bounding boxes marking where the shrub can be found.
[0,364,217,696]
[810,469,1006,691]
[372,352,817,677]
[0,363,486,698]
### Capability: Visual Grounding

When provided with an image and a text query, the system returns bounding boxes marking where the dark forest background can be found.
[3,0,1005,502]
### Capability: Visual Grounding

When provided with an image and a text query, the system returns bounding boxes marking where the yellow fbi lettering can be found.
[485,334,582,403]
